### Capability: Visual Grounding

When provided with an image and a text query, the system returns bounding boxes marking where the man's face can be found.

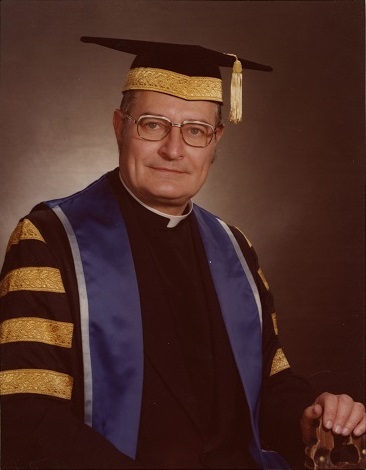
[113,91,224,215]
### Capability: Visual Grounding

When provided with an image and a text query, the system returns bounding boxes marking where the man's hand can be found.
[301,392,366,445]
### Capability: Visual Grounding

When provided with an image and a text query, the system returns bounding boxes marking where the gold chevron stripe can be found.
[270,348,290,376]
[0,267,65,297]
[233,226,253,247]
[6,219,46,253]
[1,317,73,348]
[257,267,270,291]
[271,312,279,335]
[0,369,73,399]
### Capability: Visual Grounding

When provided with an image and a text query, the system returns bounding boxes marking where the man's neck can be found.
[118,172,192,228]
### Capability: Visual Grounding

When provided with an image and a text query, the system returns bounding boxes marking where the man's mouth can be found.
[150,166,187,174]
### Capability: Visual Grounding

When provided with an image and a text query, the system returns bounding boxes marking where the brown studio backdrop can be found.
[0,1,364,401]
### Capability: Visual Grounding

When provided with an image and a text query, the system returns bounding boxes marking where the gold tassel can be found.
[227,54,243,124]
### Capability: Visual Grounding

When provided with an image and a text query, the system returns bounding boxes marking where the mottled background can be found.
[1,0,364,400]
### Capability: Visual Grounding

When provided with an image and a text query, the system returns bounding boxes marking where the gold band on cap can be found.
[123,67,223,102]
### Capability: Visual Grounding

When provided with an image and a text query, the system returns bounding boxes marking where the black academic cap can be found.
[80,36,273,123]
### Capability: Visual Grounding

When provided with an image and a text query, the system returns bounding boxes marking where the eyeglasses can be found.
[125,114,219,148]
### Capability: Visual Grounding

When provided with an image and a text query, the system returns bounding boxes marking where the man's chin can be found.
[142,189,190,214]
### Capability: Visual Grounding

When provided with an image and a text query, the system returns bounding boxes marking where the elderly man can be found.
[0,38,365,469]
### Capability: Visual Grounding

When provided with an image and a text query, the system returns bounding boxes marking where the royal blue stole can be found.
[45,173,289,469]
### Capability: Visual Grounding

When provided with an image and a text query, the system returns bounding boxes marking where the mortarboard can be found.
[80,36,272,123]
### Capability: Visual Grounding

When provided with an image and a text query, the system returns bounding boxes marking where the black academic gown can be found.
[0,168,315,469]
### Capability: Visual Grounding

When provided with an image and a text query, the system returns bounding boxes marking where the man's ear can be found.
[113,109,124,141]
[214,124,225,144]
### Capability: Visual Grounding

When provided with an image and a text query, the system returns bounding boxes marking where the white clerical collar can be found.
[119,172,192,228]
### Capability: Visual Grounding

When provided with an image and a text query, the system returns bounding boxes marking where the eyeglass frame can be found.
[124,113,222,148]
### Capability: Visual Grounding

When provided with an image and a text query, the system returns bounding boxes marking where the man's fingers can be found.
[301,404,323,445]
[329,394,354,434]
[301,393,365,445]
[315,393,365,435]
[303,403,322,420]
[343,403,366,437]
[314,392,338,430]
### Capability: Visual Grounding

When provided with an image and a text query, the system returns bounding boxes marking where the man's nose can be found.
[158,126,185,160]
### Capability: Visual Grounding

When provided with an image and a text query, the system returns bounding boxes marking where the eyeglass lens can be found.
[137,116,214,147]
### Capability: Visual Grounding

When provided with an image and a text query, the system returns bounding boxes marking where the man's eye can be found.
[140,118,170,132]
[190,127,202,135]
[186,125,206,137]
[144,120,161,130]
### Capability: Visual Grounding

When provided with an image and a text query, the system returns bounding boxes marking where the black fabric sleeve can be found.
[1,397,142,469]
[229,225,316,468]
[0,209,145,469]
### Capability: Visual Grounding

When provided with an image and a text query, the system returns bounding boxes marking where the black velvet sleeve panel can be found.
[0,208,144,469]
[228,225,316,468]
[228,225,287,377]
